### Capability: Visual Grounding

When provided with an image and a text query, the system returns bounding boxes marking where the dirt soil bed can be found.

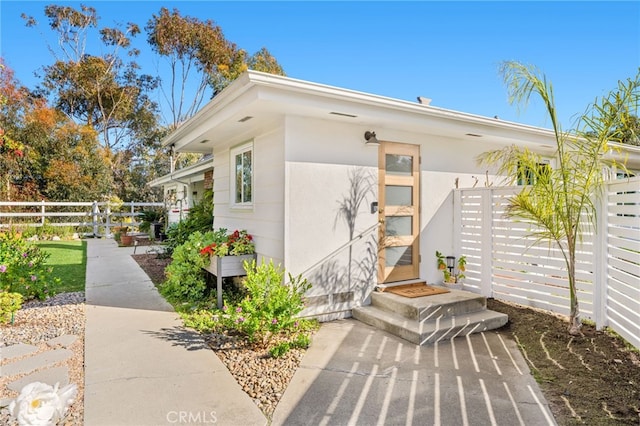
[132,253,171,285]
[134,253,640,424]
[487,299,640,425]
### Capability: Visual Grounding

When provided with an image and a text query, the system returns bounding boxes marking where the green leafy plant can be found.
[199,229,254,257]
[435,251,466,283]
[291,332,311,349]
[478,62,639,334]
[182,260,315,356]
[457,256,467,280]
[165,190,214,254]
[0,292,23,324]
[232,260,311,343]
[138,208,165,233]
[269,342,291,358]
[0,232,59,300]
[160,231,216,304]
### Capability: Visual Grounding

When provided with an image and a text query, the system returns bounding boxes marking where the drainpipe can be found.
[169,144,175,173]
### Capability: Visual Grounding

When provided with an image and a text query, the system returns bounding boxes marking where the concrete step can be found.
[352,304,508,346]
[371,288,487,321]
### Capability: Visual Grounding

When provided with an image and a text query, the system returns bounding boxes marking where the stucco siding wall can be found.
[212,126,285,264]
[286,162,378,318]
[283,116,504,317]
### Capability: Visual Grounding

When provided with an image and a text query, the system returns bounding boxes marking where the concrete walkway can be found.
[84,239,266,425]
[84,238,556,426]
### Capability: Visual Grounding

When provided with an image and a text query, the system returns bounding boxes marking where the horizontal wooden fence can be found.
[0,201,164,237]
[454,177,640,350]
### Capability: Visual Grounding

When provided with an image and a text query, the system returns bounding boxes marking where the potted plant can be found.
[435,251,466,286]
[119,226,133,246]
[200,229,256,276]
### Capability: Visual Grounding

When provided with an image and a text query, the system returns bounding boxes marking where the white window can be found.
[230,142,253,207]
[517,160,551,186]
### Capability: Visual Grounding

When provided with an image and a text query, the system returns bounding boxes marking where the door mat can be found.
[381,282,450,298]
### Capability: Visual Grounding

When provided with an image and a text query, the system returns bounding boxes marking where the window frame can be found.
[517,159,551,186]
[230,141,254,209]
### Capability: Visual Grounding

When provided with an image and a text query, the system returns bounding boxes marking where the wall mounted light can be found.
[364,130,380,146]
[446,256,456,275]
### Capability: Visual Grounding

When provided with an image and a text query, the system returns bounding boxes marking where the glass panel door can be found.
[378,142,420,283]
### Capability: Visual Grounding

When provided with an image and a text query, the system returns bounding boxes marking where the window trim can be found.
[517,159,552,186]
[230,141,254,209]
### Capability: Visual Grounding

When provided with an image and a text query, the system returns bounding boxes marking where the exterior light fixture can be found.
[364,130,380,146]
[446,256,456,275]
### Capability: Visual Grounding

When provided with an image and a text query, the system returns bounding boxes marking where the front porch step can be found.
[352,304,508,346]
[372,289,487,322]
[353,288,508,346]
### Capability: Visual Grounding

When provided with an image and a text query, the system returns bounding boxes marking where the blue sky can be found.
[1,1,638,131]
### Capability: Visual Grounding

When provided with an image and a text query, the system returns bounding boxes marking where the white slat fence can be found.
[454,177,640,350]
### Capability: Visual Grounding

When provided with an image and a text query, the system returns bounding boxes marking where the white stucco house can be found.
[148,155,214,226]
[158,70,640,320]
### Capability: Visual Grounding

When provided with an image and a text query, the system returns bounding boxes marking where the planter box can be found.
[204,254,256,277]
[203,253,256,309]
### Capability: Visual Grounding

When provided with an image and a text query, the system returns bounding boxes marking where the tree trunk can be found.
[567,250,581,335]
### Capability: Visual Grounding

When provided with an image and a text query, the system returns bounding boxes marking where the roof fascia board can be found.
[148,160,213,187]
[246,71,558,140]
[161,72,255,148]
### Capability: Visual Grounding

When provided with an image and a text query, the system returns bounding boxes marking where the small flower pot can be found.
[120,234,133,246]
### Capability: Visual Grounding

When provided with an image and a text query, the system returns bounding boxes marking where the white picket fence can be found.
[454,177,640,349]
[0,201,164,237]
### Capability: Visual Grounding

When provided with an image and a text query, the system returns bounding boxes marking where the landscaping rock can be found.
[0,343,38,361]
[1,349,73,377]
[7,366,69,391]
[46,335,78,348]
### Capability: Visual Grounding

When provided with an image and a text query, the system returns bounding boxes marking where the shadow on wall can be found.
[305,167,377,315]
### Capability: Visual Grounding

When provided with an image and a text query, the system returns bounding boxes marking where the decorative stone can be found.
[0,343,39,362]
[46,335,78,349]
[7,366,69,392]
[1,349,73,377]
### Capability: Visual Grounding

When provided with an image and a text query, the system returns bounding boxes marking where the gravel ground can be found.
[0,292,85,425]
[206,332,308,419]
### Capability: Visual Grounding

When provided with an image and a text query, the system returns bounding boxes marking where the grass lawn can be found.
[37,240,86,294]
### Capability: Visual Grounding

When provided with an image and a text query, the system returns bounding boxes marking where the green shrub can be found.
[291,332,311,349]
[225,260,312,344]
[138,208,165,233]
[160,231,215,304]
[165,190,213,254]
[269,342,291,358]
[0,232,59,300]
[0,292,23,324]
[180,259,316,356]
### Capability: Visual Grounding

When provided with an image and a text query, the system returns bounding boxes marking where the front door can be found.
[378,141,421,283]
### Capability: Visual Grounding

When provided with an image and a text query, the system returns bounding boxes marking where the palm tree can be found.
[479,62,639,334]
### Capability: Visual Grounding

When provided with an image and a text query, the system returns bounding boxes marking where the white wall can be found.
[163,177,208,225]
[212,125,286,264]
[210,113,527,319]
[282,117,503,318]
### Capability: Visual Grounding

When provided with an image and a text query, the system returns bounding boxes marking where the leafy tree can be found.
[22,4,167,201]
[146,7,236,129]
[1,59,111,202]
[146,9,286,124]
[613,114,640,146]
[24,5,159,152]
[0,61,30,201]
[479,62,639,334]
[209,46,286,95]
